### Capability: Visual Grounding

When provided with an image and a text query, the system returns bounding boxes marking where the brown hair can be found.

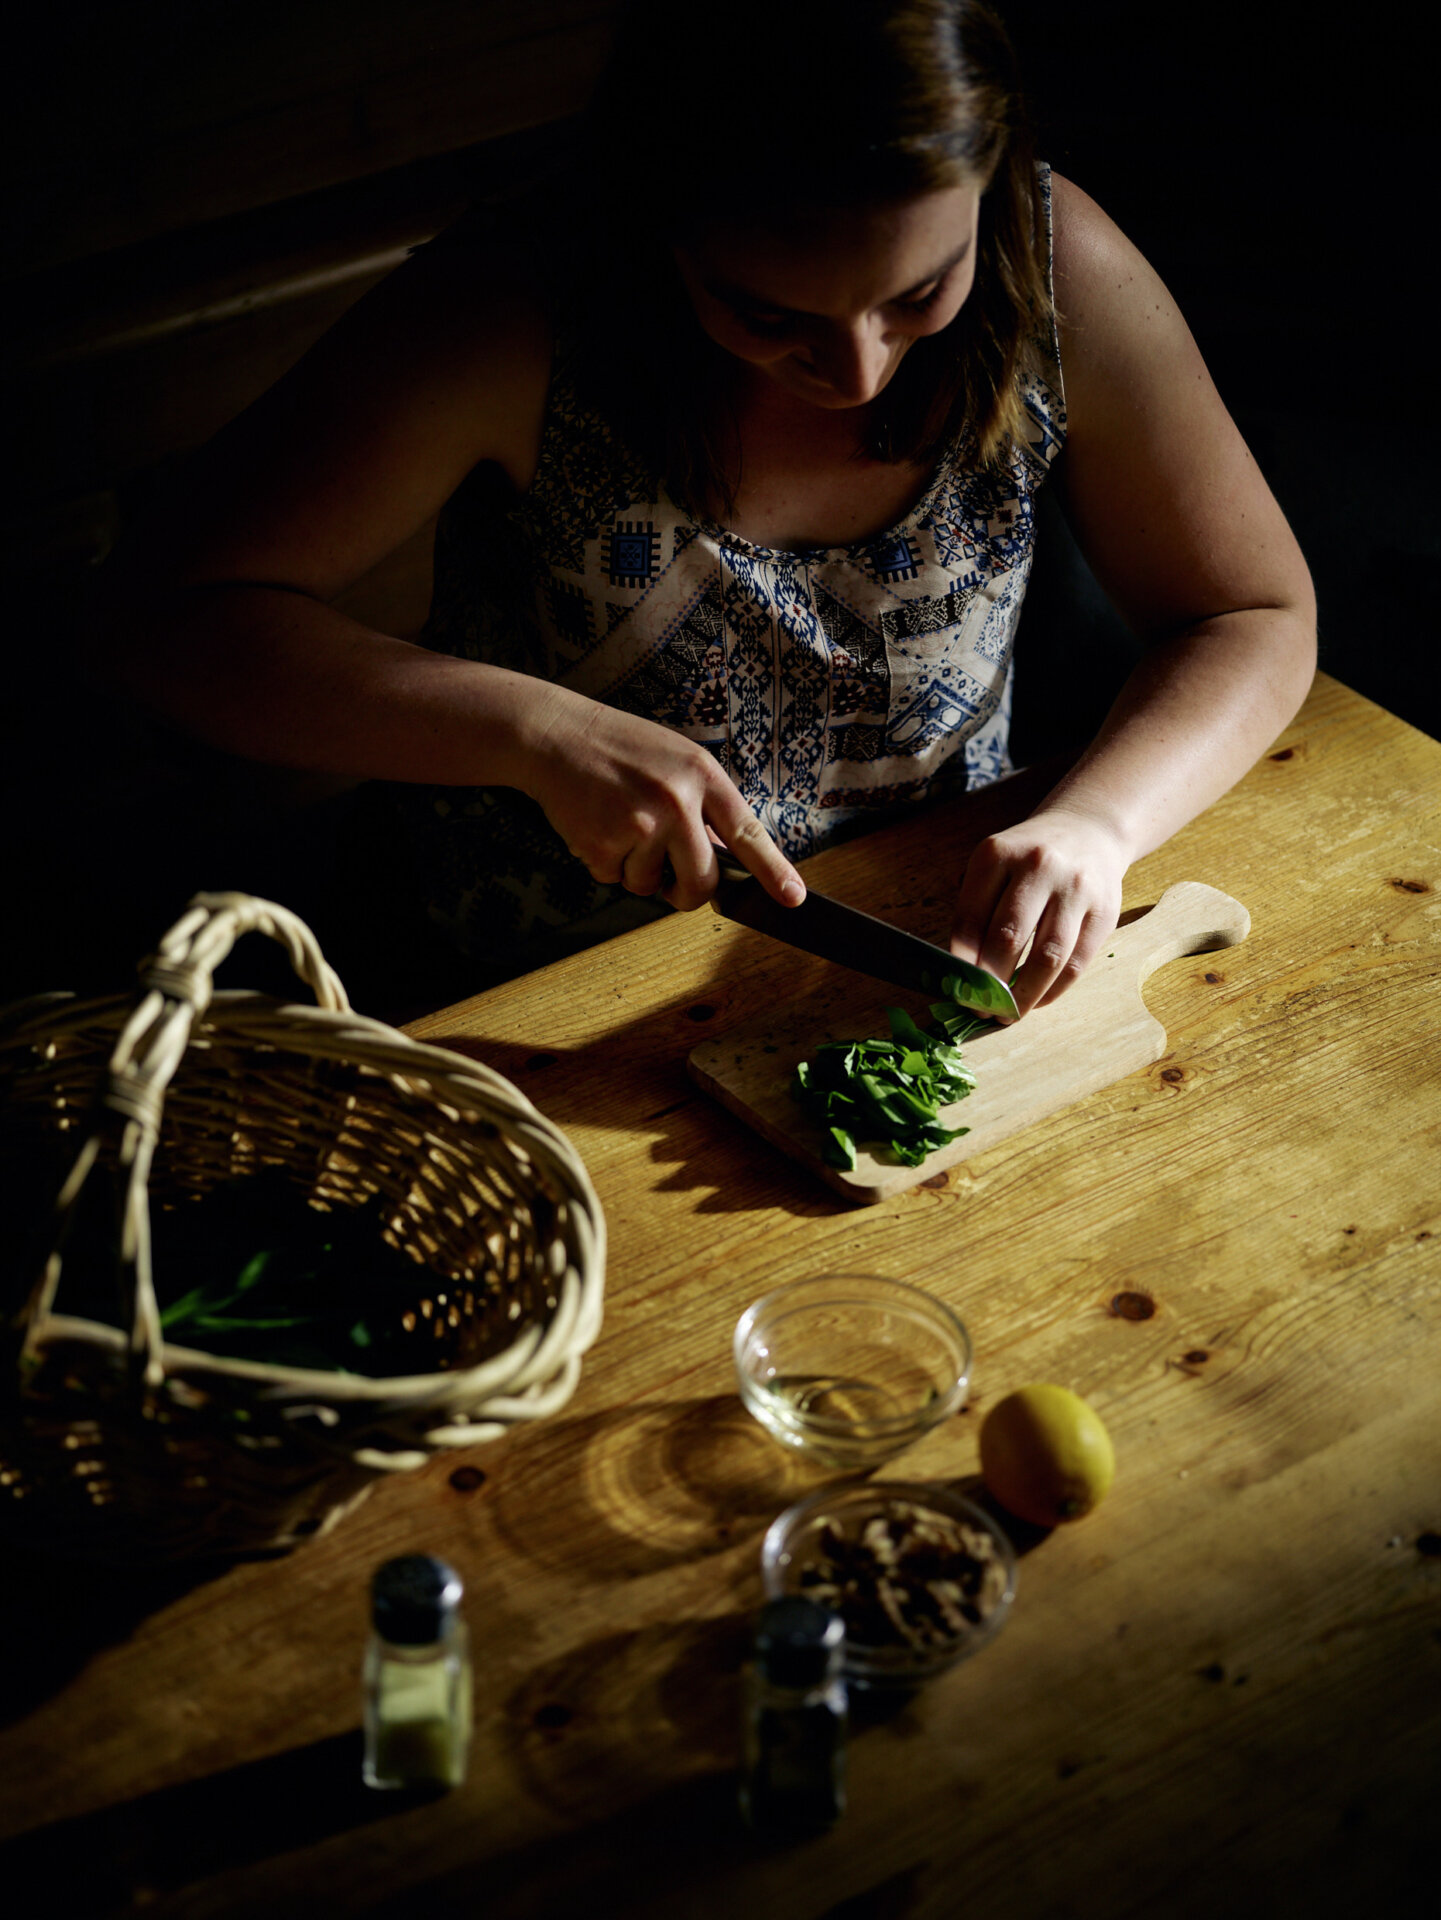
[564,0,1051,516]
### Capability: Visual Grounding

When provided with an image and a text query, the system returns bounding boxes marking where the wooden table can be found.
[2,672,1438,1916]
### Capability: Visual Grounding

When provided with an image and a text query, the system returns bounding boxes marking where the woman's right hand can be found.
[517,682,805,911]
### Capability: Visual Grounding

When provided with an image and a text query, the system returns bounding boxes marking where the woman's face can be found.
[673,184,982,411]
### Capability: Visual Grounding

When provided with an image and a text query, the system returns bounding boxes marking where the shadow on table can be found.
[0,1465,1050,1914]
[0,1548,235,1727]
[0,1728,428,1915]
[475,1613,937,1916]
[485,1393,1053,1592]
[432,1018,848,1221]
[501,1611,750,1819]
[420,1602,959,1918]
[363,1769,939,1920]
[367,1769,750,1920]
[487,1393,836,1584]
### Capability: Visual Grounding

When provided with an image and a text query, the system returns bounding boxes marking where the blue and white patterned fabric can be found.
[406,166,1066,972]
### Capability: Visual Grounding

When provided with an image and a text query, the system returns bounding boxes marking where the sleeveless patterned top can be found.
[402,166,1066,975]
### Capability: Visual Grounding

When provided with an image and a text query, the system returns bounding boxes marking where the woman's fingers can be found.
[1005,892,1090,1015]
[656,818,721,910]
[606,795,790,915]
[1033,908,1115,1008]
[620,781,784,910]
[619,843,669,896]
[528,693,803,912]
[961,858,1048,989]
[574,844,626,886]
[949,846,1012,969]
[707,793,805,906]
[948,813,1129,1016]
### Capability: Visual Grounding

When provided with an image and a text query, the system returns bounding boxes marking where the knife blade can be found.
[711,862,1019,1020]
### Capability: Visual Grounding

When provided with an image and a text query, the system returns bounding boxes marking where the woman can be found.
[108,0,1315,1015]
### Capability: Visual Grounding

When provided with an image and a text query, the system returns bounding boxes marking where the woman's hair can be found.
[562,0,1051,516]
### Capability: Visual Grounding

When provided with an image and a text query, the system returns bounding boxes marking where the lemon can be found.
[979,1384,1115,1526]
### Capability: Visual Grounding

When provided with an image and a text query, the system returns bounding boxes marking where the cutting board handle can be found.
[1122,881,1252,994]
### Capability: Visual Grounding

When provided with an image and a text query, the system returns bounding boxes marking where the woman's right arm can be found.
[103,230,562,776]
[101,236,803,911]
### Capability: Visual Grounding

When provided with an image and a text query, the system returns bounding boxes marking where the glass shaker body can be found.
[363,1619,472,1789]
[362,1554,472,1790]
[740,1597,847,1833]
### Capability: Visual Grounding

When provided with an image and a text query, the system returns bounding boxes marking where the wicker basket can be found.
[0,893,605,1562]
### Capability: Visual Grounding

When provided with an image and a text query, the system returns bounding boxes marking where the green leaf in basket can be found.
[160,1248,277,1330]
[187,1313,326,1332]
[144,1167,469,1375]
[233,1249,272,1294]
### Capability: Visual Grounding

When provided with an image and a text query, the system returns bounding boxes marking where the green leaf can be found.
[824,1126,857,1171]
[857,1074,912,1127]
[159,1286,213,1330]
[794,1003,979,1176]
[233,1249,272,1294]
[188,1313,324,1332]
[886,1006,931,1053]
[888,1138,930,1167]
[889,1083,941,1125]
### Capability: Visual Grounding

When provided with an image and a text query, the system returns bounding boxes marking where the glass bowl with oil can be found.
[733,1274,971,1471]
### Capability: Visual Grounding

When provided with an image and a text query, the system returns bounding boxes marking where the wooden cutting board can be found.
[687,880,1251,1203]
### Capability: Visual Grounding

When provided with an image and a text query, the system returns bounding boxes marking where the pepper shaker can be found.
[362,1554,472,1790]
[740,1595,847,1833]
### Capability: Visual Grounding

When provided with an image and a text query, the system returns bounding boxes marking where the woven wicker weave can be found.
[0,893,605,1562]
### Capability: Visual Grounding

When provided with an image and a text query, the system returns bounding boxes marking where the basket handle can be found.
[20,894,350,1391]
[136,891,351,1021]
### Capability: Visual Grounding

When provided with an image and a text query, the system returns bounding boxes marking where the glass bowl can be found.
[733,1274,971,1470]
[761,1480,1017,1689]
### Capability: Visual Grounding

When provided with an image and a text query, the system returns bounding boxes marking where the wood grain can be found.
[0,676,1436,1919]
[688,880,1252,1201]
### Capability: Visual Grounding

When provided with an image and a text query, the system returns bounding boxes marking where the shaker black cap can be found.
[756,1595,845,1686]
[371,1554,464,1645]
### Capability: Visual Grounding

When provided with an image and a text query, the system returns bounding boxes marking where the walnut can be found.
[793,1499,1004,1653]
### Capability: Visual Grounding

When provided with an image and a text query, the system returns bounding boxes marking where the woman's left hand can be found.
[948,806,1130,1018]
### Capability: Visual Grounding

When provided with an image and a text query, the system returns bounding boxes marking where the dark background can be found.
[1005,0,1435,762]
[1,1,1433,1013]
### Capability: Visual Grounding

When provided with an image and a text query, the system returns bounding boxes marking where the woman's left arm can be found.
[950,172,1316,1013]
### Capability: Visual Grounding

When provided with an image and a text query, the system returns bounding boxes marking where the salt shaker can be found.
[740,1595,847,1833]
[362,1553,472,1790]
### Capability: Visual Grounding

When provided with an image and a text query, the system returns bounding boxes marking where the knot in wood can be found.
[1110,1291,1156,1321]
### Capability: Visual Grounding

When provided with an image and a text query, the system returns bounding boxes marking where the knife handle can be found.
[713,859,771,931]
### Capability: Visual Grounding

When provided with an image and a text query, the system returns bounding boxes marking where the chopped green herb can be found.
[792,996,978,1171]
[826,1126,858,1171]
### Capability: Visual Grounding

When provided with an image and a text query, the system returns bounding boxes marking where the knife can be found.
[711,861,1019,1021]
